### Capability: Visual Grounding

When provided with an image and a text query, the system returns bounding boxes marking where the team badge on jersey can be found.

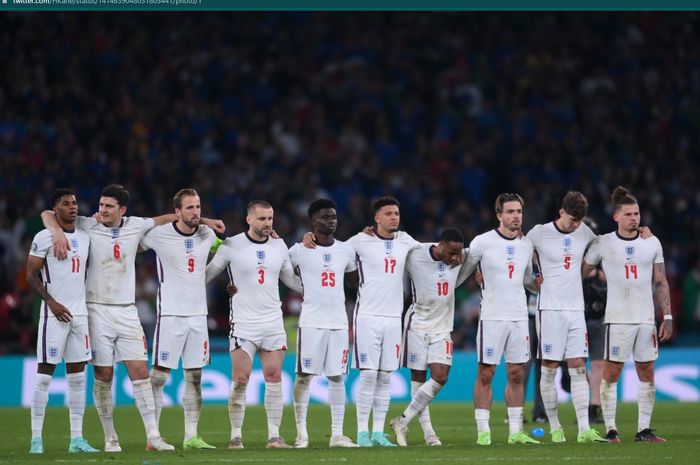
[506,245,515,261]
[625,246,635,260]
[303,358,312,369]
[111,228,120,239]
[323,253,333,267]
[563,236,572,251]
[49,347,58,358]
[70,238,79,250]
[184,239,194,253]
[32,242,38,252]
[611,346,620,357]
[360,353,368,363]
[438,262,447,277]
[410,353,417,363]
[384,241,393,255]
[256,250,266,264]
[485,347,494,358]
[160,351,170,362]
[543,343,552,354]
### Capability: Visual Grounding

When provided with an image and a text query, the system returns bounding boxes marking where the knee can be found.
[295,374,312,386]
[431,371,449,385]
[93,366,114,383]
[477,367,494,385]
[507,367,524,385]
[185,369,202,384]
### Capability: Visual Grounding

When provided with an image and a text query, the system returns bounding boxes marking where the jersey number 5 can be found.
[564,256,571,270]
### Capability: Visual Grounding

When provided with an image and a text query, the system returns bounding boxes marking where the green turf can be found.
[1,402,698,464]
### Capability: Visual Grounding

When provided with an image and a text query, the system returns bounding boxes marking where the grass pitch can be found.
[1,402,698,464]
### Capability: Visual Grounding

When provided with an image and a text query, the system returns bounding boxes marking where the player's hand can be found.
[302,232,317,249]
[226,282,238,297]
[48,299,73,322]
[362,226,375,237]
[535,274,544,290]
[51,233,71,260]
[271,229,281,239]
[639,226,653,239]
[93,211,105,224]
[659,319,673,342]
[474,271,484,286]
[203,218,226,234]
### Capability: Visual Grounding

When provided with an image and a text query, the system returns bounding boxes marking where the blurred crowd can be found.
[1,12,700,354]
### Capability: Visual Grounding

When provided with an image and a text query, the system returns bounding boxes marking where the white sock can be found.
[637,381,655,432]
[600,379,618,432]
[328,375,346,437]
[31,373,52,439]
[229,382,247,439]
[540,366,560,430]
[371,371,392,433]
[132,378,159,440]
[182,370,202,441]
[402,379,442,432]
[569,367,591,433]
[507,407,524,435]
[356,370,377,433]
[150,369,168,428]
[293,375,312,439]
[265,382,284,439]
[475,408,490,434]
[93,378,118,441]
[66,372,86,439]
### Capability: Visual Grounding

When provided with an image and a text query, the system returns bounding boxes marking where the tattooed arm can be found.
[652,262,673,342]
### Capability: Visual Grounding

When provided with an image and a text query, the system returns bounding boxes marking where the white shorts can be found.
[402,329,453,370]
[536,310,588,361]
[230,323,287,361]
[37,312,91,364]
[296,327,349,376]
[476,319,530,365]
[88,303,148,366]
[605,323,658,363]
[153,315,210,369]
[352,314,402,371]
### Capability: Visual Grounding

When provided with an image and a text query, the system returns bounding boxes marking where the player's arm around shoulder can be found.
[205,236,231,283]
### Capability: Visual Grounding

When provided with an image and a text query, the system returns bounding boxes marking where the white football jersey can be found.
[527,222,596,311]
[289,240,357,329]
[405,244,475,333]
[348,231,420,318]
[30,228,90,316]
[584,232,664,324]
[141,223,216,317]
[466,229,533,321]
[206,233,301,331]
[76,216,154,305]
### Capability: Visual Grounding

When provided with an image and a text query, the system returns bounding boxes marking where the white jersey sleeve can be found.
[528,222,596,311]
[590,232,664,324]
[405,243,462,333]
[30,228,90,316]
[290,240,356,329]
[144,223,215,317]
[82,215,155,305]
[348,231,420,318]
[469,230,532,321]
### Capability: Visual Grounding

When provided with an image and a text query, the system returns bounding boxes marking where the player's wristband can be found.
[663,314,673,321]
